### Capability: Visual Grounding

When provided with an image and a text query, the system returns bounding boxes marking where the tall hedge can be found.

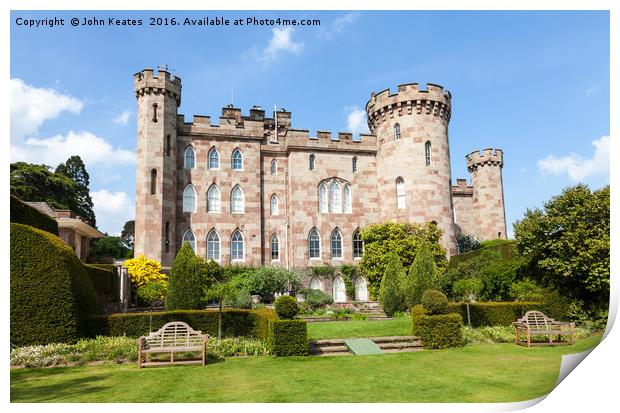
[412,313,464,349]
[379,254,407,316]
[405,241,439,308]
[445,302,548,327]
[10,223,99,346]
[10,195,58,235]
[88,308,276,340]
[84,264,119,304]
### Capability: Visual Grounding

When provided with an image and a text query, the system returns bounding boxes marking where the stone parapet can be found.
[466,148,504,172]
[134,68,182,106]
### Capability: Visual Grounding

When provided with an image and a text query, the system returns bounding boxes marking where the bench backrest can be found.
[143,321,206,348]
[521,311,553,331]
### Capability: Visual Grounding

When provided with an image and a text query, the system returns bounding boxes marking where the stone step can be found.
[376,341,422,350]
[371,335,418,343]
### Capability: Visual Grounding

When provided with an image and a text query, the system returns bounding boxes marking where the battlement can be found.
[466,148,504,172]
[451,178,474,196]
[134,68,182,106]
[365,82,452,131]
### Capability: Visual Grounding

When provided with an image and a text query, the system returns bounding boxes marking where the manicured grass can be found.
[307,317,413,339]
[11,335,601,403]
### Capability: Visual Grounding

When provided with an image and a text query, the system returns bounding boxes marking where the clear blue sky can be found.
[10,10,610,236]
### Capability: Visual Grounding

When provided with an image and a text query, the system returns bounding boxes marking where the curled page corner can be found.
[555,347,596,387]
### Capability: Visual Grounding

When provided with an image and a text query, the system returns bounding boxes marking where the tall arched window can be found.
[396,177,406,209]
[206,229,220,261]
[329,181,341,213]
[184,146,195,169]
[425,141,432,166]
[355,277,369,301]
[231,185,244,213]
[150,169,157,195]
[309,154,315,171]
[353,229,364,258]
[270,234,279,261]
[183,184,196,213]
[308,228,321,259]
[333,276,346,302]
[207,185,220,212]
[319,183,328,213]
[231,229,244,261]
[270,194,279,215]
[182,229,196,252]
[208,147,220,169]
[343,184,352,214]
[331,228,343,259]
[309,276,322,291]
[352,156,358,173]
[270,159,277,175]
[394,123,401,140]
[232,148,243,170]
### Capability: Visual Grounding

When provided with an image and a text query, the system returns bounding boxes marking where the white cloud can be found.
[261,28,304,62]
[10,78,83,141]
[346,107,370,137]
[114,110,132,125]
[11,130,135,166]
[91,189,134,235]
[585,86,600,96]
[319,12,360,39]
[537,135,610,181]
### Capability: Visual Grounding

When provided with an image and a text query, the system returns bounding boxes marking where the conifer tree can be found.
[166,242,204,310]
[379,253,406,316]
[405,241,439,308]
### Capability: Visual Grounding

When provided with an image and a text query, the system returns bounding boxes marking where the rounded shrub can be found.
[274,295,299,319]
[303,288,333,308]
[421,289,449,315]
[10,223,99,346]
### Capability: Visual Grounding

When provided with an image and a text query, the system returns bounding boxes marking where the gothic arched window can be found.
[184,146,195,169]
[206,229,220,261]
[308,228,321,259]
[331,228,343,259]
[231,185,244,213]
[270,159,278,175]
[231,229,244,261]
[208,147,220,169]
[394,123,401,140]
[396,177,406,209]
[329,180,341,213]
[353,229,364,258]
[270,234,279,261]
[319,183,328,213]
[207,184,220,213]
[270,194,279,215]
[183,184,196,213]
[182,229,196,252]
[232,148,243,170]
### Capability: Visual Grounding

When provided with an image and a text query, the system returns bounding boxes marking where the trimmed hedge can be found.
[89,309,277,340]
[446,302,547,327]
[268,319,308,356]
[11,223,99,346]
[10,195,58,235]
[84,264,119,304]
[412,313,464,349]
[448,240,517,270]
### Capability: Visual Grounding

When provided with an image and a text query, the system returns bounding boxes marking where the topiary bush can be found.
[410,304,428,319]
[405,241,439,308]
[11,223,99,346]
[421,289,448,315]
[274,295,299,319]
[412,313,464,349]
[10,195,59,235]
[379,253,406,316]
[166,243,208,310]
[268,319,308,356]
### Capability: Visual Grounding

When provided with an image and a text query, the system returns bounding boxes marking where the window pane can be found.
[353,230,364,258]
[343,185,352,213]
[271,195,278,215]
[232,149,243,170]
[396,178,406,209]
[271,160,277,175]
[209,148,219,169]
[184,147,195,169]
[231,231,243,260]
[232,186,244,213]
[309,229,320,258]
[319,184,328,213]
[330,181,341,213]
[331,230,342,258]
[271,235,279,261]
[309,154,315,171]
[183,230,195,252]
[208,186,220,212]
[183,185,196,212]
[207,231,220,261]
[425,141,432,166]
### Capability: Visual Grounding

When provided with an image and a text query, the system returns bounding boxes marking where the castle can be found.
[133,67,507,301]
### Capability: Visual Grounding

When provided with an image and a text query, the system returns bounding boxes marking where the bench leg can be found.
[527,333,531,348]
[137,351,142,369]
[515,329,519,345]
[171,351,174,363]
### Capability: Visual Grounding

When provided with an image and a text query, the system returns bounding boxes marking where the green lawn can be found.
[11,335,601,403]
[308,317,413,339]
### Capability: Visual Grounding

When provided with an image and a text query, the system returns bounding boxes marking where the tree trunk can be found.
[466,302,471,328]
[218,299,223,340]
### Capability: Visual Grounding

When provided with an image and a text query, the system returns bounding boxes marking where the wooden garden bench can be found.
[136,321,209,368]
[513,310,575,348]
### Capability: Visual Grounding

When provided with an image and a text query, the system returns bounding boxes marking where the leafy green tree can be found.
[230,266,301,302]
[456,233,480,253]
[89,236,129,260]
[166,243,215,310]
[452,278,483,327]
[514,184,609,310]
[405,241,439,308]
[55,156,96,227]
[379,254,407,316]
[360,222,447,299]
[10,162,78,211]
[509,278,544,302]
[121,220,135,249]
[204,279,240,339]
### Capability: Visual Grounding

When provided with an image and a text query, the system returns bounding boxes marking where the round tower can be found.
[366,83,456,256]
[466,148,507,241]
[133,68,181,266]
